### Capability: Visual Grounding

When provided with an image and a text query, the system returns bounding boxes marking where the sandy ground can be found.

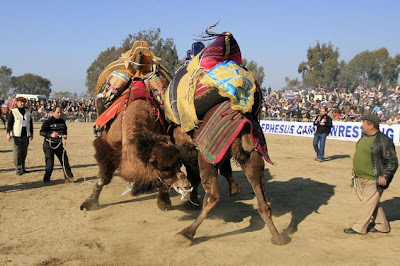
[0,122,399,266]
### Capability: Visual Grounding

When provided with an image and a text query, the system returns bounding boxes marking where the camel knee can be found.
[204,193,220,210]
[258,203,272,218]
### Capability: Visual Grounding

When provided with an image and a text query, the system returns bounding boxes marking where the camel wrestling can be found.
[1,5,400,265]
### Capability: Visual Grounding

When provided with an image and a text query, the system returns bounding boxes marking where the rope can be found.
[351,174,363,200]
[61,137,71,179]
[46,138,62,149]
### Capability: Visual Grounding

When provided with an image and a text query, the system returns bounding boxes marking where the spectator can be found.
[6,97,34,175]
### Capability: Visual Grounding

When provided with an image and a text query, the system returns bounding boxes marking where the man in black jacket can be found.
[313,107,332,162]
[40,106,74,184]
[344,114,398,234]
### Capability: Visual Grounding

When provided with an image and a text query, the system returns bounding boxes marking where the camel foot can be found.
[80,198,99,211]
[229,183,242,196]
[157,196,172,211]
[271,233,287,245]
[177,228,195,240]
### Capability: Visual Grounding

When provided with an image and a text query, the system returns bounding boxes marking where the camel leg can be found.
[172,128,201,209]
[80,138,116,211]
[183,157,201,209]
[157,185,172,211]
[178,154,220,240]
[220,160,241,196]
[235,137,285,245]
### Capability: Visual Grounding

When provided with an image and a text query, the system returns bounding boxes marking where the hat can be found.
[16,96,26,102]
[361,114,380,125]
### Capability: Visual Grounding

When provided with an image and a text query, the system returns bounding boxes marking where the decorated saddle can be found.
[193,100,273,165]
[95,41,171,112]
[94,40,170,129]
[164,32,258,132]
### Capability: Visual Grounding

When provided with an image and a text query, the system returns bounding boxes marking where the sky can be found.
[1,0,399,95]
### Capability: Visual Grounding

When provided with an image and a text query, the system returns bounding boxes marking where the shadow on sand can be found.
[0,176,98,193]
[0,163,98,173]
[171,168,335,244]
[381,197,400,222]
[324,154,351,161]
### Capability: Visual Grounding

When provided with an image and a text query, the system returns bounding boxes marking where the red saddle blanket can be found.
[193,101,274,165]
[95,81,150,128]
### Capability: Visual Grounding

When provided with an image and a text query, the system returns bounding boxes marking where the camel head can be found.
[135,131,192,195]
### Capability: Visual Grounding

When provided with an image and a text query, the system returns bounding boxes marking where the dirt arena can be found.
[1,122,399,265]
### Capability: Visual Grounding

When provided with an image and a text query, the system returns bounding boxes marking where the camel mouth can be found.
[172,185,193,200]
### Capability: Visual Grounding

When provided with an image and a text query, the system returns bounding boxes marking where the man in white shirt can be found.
[6,97,33,175]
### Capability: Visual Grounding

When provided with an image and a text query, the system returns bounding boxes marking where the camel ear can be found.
[148,153,158,168]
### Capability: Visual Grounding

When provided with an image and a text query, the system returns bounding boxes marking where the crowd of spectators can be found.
[2,98,97,123]
[3,84,400,125]
[262,85,400,125]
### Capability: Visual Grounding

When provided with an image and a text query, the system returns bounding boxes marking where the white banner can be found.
[259,120,400,146]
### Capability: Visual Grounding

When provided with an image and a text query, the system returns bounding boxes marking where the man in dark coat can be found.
[344,114,398,234]
[313,107,332,162]
[40,106,75,184]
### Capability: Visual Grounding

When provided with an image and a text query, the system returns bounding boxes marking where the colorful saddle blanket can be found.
[201,60,257,113]
[164,55,257,132]
[193,101,274,165]
[95,81,150,129]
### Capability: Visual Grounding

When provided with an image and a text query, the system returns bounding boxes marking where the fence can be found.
[260,120,400,146]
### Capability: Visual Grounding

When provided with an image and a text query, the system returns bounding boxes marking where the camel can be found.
[80,95,192,211]
[162,28,286,245]
[80,41,191,211]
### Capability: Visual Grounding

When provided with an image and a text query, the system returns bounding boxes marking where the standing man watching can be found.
[344,114,398,234]
[40,106,75,184]
[313,107,332,162]
[6,97,33,175]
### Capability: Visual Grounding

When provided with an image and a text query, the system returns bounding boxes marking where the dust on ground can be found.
[1,123,399,265]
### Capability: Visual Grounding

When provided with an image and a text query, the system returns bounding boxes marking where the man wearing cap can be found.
[344,114,398,234]
[6,97,34,175]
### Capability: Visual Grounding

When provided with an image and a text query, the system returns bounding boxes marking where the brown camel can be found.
[80,98,191,211]
[162,27,286,245]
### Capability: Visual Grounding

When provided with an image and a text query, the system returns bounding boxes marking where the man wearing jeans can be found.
[313,107,332,162]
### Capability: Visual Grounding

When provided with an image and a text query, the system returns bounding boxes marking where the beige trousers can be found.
[352,177,390,234]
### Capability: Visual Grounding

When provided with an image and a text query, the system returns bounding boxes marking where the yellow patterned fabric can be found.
[164,65,204,132]
[201,60,256,113]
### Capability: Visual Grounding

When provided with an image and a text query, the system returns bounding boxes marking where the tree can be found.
[298,42,340,90]
[12,73,52,97]
[341,48,399,88]
[284,76,302,89]
[86,28,178,94]
[0,66,13,98]
[242,58,265,85]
